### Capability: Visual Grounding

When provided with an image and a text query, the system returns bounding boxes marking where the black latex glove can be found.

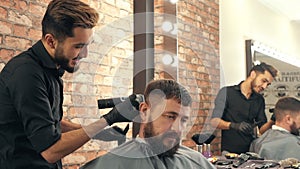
[93,124,129,145]
[102,94,140,125]
[270,113,276,121]
[230,121,253,134]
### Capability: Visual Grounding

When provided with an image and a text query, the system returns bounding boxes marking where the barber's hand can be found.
[102,94,140,125]
[93,124,129,145]
[230,121,253,134]
[270,113,276,121]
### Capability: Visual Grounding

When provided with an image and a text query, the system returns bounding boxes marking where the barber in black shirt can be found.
[0,1,139,169]
[210,63,278,154]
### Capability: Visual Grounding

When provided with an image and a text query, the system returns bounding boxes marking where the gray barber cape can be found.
[80,138,215,169]
[250,129,300,161]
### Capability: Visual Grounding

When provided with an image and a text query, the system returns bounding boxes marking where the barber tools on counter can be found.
[219,152,279,169]
[232,153,250,168]
[191,133,292,169]
[192,133,216,159]
[279,158,300,169]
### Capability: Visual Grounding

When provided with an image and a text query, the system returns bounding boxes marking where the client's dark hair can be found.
[144,79,192,107]
[275,97,300,121]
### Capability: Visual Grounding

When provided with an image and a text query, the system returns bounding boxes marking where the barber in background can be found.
[0,1,139,169]
[250,97,300,160]
[210,62,278,154]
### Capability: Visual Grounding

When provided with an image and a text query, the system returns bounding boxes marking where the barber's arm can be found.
[211,118,253,134]
[41,118,106,163]
[255,102,269,134]
[211,88,254,133]
[41,94,140,164]
[61,119,82,133]
[259,114,275,134]
[210,117,231,129]
[211,88,231,129]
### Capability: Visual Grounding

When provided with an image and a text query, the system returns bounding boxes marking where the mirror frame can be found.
[245,39,300,115]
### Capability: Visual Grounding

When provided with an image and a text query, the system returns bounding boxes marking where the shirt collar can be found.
[272,125,290,133]
[31,40,65,76]
[233,81,243,90]
[31,40,57,70]
[234,81,261,99]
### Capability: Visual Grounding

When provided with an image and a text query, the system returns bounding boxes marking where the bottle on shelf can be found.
[202,143,212,158]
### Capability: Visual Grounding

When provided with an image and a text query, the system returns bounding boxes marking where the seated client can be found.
[80,79,215,169]
[249,97,300,161]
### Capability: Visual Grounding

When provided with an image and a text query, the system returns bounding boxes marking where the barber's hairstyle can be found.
[144,79,192,107]
[249,62,278,78]
[274,97,300,121]
[42,0,99,42]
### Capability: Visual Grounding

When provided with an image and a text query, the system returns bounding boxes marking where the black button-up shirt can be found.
[211,82,267,154]
[0,40,64,169]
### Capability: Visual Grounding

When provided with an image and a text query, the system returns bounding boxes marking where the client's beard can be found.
[144,122,180,157]
[290,121,300,136]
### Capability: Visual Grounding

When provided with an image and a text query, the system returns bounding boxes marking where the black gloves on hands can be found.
[230,121,254,134]
[102,94,140,125]
[93,124,129,145]
[270,113,276,121]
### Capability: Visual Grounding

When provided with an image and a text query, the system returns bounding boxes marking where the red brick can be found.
[29,3,45,16]
[13,0,28,11]
[0,7,8,19]
[13,24,28,37]
[0,49,14,63]
[0,21,13,34]
[8,10,32,26]
[101,3,119,17]
[0,0,13,8]
[5,36,31,51]
[14,50,22,56]
[36,0,52,6]
[28,28,41,41]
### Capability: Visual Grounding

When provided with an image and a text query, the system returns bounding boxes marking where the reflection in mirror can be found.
[154,0,178,80]
[246,40,300,119]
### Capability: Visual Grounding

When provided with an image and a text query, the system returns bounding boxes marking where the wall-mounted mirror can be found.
[246,39,300,119]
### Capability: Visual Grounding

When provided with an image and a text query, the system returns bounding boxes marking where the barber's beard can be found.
[251,79,260,94]
[290,121,299,136]
[54,46,78,73]
[144,122,180,157]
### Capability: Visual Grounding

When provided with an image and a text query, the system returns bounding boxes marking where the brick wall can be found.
[154,0,221,155]
[176,0,221,155]
[0,0,220,168]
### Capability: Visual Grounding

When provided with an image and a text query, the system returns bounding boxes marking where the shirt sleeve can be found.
[211,87,227,119]
[255,97,267,128]
[7,63,61,153]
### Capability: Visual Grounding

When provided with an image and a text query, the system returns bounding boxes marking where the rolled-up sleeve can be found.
[211,87,227,119]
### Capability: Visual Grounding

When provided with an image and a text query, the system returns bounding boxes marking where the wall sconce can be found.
[162,21,177,35]
[162,54,177,67]
[162,21,173,32]
[169,0,178,4]
[157,53,178,80]
[162,54,173,65]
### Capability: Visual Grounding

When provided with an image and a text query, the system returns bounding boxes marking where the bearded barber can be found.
[0,1,139,168]
[210,62,278,154]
